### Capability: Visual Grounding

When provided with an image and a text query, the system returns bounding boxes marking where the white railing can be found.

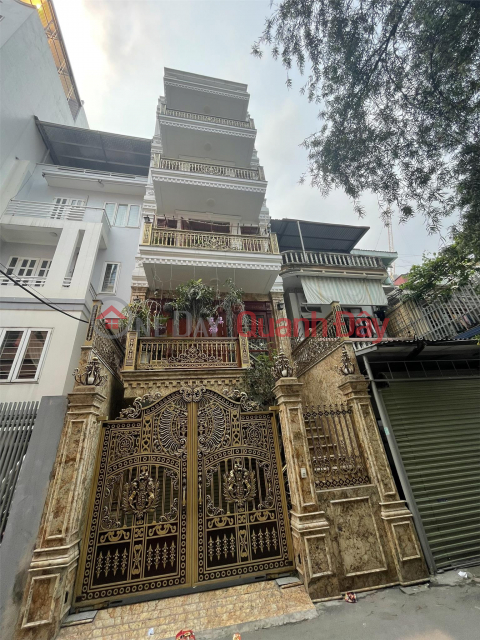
[89,282,97,299]
[5,200,86,221]
[0,275,46,288]
[282,250,385,269]
[159,104,254,129]
[42,164,147,181]
[152,155,265,181]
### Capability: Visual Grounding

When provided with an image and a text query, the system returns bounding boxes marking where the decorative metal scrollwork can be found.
[73,356,107,387]
[222,388,260,412]
[338,344,356,376]
[223,461,256,507]
[180,384,206,402]
[271,351,295,380]
[122,470,159,520]
[119,391,162,419]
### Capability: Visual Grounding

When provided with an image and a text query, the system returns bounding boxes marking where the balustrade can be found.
[282,250,384,269]
[159,104,254,129]
[152,154,264,181]
[123,336,250,370]
[144,226,278,254]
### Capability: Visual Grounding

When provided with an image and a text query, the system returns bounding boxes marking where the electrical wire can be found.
[0,268,88,323]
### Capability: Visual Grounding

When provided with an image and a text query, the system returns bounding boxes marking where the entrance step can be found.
[59,580,316,639]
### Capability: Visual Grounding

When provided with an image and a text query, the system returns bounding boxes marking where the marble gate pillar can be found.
[273,378,337,597]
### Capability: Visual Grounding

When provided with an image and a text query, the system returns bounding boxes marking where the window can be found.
[104,203,141,227]
[1,257,51,286]
[0,329,50,382]
[52,197,86,219]
[100,263,120,293]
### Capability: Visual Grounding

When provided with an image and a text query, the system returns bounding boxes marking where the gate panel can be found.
[76,392,189,606]
[196,389,292,584]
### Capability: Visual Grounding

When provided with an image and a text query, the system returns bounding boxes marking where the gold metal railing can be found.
[141,225,279,254]
[123,335,250,371]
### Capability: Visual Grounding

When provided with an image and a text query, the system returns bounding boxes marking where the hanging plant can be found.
[166,279,217,336]
[118,299,162,336]
[219,278,245,337]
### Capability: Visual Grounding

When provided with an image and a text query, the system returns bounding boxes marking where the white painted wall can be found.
[0,308,87,403]
[0,0,88,212]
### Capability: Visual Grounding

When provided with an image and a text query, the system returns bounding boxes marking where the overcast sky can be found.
[54,0,455,274]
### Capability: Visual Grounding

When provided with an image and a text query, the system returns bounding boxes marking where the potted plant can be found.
[219,278,245,337]
[167,279,217,336]
[118,299,162,336]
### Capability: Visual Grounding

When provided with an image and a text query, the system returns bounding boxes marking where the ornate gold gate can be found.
[75,386,293,607]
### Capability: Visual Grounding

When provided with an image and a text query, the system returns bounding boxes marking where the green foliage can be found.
[167,279,216,334]
[219,278,245,337]
[118,299,161,336]
[401,242,480,302]
[253,1,480,232]
[242,352,277,408]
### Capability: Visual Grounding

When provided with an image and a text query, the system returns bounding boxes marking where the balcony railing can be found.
[282,250,385,269]
[159,104,254,129]
[0,275,46,288]
[4,200,86,221]
[123,335,250,371]
[142,226,279,254]
[152,155,265,181]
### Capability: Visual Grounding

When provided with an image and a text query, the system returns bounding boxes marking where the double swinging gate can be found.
[75,387,293,607]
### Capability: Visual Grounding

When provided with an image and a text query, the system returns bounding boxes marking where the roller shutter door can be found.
[381,379,480,569]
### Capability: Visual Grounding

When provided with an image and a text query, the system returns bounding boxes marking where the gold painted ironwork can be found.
[75,387,293,606]
[303,403,370,489]
[135,337,247,370]
[143,227,278,254]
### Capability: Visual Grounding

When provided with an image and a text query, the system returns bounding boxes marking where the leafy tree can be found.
[242,352,277,408]
[253,0,480,235]
[167,279,216,335]
[401,242,480,302]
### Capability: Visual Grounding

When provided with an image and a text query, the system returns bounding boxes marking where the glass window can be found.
[101,263,119,293]
[127,205,140,227]
[105,203,116,225]
[0,330,24,380]
[115,205,128,227]
[16,331,49,379]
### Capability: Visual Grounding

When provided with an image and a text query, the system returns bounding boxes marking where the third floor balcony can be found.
[282,249,386,271]
[151,155,267,222]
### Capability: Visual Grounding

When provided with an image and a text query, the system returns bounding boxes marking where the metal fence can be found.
[0,402,38,540]
[303,404,370,490]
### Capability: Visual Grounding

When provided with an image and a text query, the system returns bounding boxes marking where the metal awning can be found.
[35,119,152,176]
[270,218,369,253]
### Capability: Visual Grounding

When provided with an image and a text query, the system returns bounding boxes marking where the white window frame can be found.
[104,202,141,228]
[99,262,121,294]
[0,328,52,383]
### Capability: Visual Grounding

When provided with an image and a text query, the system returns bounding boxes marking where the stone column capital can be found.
[338,374,369,401]
[273,377,303,403]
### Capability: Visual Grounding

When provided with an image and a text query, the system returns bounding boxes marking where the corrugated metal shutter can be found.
[381,380,480,570]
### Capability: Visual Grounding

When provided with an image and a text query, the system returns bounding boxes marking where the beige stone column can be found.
[269,292,292,357]
[274,378,337,598]
[15,384,107,640]
[338,373,428,584]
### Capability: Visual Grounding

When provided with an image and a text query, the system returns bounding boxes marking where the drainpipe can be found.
[363,354,436,574]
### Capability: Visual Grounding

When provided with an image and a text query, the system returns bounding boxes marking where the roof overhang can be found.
[35,119,152,176]
[271,218,369,253]
[357,338,479,361]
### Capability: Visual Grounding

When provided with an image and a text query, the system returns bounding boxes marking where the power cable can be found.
[0,268,88,323]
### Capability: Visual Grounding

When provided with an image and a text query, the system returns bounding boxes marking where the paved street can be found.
[217,567,480,640]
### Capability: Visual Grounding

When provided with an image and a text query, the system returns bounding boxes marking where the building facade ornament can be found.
[157,118,256,138]
[272,351,295,380]
[338,344,356,376]
[119,391,163,419]
[152,175,266,192]
[222,388,260,412]
[73,356,107,387]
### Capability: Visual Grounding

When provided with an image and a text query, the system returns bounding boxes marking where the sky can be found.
[54,0,455,275]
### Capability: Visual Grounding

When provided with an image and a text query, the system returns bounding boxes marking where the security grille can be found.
[0,402,38,540]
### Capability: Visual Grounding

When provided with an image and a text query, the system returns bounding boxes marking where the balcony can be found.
[4,200,86,221]
[151,155,266,222]
[123,335,250,371]
[159,104,254,129]
[282,250,385,269]
[143,226,279,254]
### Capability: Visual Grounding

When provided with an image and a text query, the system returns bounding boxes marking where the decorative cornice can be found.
[157,118,256,139]
[152,174,266,193]
[164,80,249,100]
[140,255,280,270]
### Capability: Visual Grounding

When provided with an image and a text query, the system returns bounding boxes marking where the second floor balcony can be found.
[152,155,265,181]
[142,224,279,255]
